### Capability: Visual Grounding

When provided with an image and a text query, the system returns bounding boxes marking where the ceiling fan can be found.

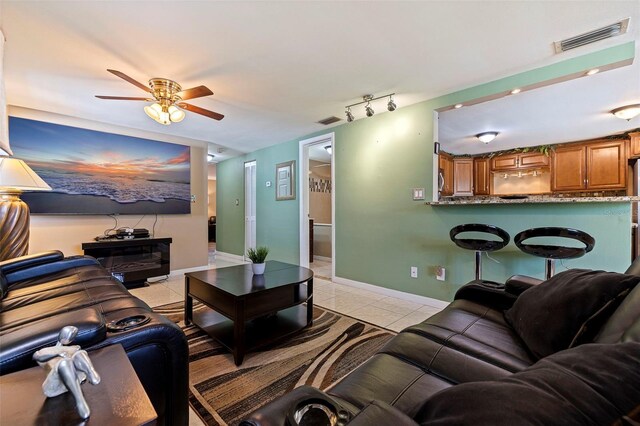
[95,69,224,125]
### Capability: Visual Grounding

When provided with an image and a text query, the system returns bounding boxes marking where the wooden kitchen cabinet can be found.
[629,132,640,158]
[586,140,627,189]
[473,157,490,195]
[491,153,518,170]
[491,151,549,171]
[453,158,473,196]
[552,139,627,192]
[438,153,454,196]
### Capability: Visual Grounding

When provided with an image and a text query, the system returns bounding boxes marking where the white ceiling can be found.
[309,143,332,163]
[2,1,639,158]
[438,62,640,155]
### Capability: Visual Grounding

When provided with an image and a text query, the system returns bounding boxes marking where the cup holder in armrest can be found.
[107,315,151,332]
[287,397,351,426]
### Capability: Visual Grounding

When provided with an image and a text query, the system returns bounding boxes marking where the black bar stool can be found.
[514,227,595,280]
[450,224,510,285]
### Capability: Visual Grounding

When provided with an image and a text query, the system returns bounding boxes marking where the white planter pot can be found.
[252,262,266,275]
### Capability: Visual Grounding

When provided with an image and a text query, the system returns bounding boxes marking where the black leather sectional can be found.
[243,267,640,425]
[0,251,188,426]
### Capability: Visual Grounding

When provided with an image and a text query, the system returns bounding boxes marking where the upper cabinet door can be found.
[491,154,518,171]
[519,152,550,168]
[473,157,490,195]
[453,158,474,196]
[552,145,586,191]
[586,140,627,190]
[629,132,640,158]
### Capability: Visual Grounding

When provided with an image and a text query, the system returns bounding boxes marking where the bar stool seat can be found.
[514,227,595,280]
[450,224,510,287]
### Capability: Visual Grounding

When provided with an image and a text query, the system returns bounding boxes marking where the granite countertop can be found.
[428,195,640,205]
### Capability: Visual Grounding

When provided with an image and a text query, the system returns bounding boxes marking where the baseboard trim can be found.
[168,264,211,277]
[332,276,449,309]
[216,251,246,262]
[313,255,332,262]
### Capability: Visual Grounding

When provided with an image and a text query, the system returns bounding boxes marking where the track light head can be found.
[365,103,374,117]
[387,96,396,112]
[346,107,354,122]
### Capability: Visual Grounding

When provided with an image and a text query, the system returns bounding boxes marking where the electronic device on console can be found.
[116,228,150,239]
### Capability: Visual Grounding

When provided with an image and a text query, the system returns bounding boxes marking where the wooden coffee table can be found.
[184,261,314,366]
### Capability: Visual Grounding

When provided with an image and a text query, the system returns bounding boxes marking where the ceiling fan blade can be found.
[177,85,213,101]
[177,102,224,121]
[95,95,153,101]
[107,69,152,93]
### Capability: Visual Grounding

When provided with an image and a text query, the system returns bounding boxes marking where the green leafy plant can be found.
[246,246,269,264]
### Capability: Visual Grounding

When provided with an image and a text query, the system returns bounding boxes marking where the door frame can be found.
[298,132,335,278]
[244,160,257,260]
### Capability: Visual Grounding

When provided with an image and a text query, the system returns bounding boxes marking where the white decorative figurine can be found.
[32,326,101,419]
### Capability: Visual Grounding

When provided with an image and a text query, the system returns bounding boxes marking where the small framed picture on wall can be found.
[275,160,296,201]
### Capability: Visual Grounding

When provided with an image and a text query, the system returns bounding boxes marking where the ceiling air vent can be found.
[554,18,630,53]
[317,116,342,125]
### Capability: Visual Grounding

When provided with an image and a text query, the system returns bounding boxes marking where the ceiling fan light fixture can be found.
[144,103,162,120]
[476,131,498,144]
[611,104,640,121]
[168,105,186,122]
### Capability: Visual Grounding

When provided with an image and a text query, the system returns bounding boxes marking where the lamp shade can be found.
[0,157,52,193]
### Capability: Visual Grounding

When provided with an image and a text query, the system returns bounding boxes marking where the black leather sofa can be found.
[0,251,188,426]
[243,265,640,425]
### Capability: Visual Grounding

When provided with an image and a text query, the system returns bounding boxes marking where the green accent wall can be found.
[216,140,300,263]
[217,43,635,301]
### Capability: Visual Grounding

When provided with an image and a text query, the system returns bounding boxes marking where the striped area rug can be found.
[153,301,395,426]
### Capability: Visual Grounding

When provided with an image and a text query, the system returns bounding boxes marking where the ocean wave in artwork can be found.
[36,170,190,203]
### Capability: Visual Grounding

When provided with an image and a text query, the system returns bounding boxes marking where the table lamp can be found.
[0,156,51,261]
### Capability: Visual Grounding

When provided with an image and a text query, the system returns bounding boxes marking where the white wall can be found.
[9,106,209,271]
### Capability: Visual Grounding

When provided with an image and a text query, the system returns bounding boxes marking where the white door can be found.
[244,161,257,256]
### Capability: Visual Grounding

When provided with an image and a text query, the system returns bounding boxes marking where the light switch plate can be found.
[412,188,425,200]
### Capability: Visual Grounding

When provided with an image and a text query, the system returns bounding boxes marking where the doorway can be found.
[244,160,257,258]
[299,133,335,280]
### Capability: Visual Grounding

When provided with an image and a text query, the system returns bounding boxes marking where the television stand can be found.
[82,237,172,289]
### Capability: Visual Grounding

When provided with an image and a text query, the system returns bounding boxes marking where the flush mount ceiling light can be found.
[510,88,521,95]
[586,68,600,76]
[611,104,640,121]
[454,103,463,109]
[476,131,498,144]
[207,154,215,162]
[345,93,397,122]
[324,145,332,155]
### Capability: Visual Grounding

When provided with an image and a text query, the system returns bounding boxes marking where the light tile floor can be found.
[131,252,447,426]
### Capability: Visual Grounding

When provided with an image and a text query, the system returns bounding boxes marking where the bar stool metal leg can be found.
[545,259,555,281]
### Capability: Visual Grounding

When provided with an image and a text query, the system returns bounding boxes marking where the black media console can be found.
[82,237,172,289]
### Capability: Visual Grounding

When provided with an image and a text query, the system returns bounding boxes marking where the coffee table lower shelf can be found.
[192,303,311,361]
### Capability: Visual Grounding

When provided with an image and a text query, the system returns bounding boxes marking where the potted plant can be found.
[247,246,269,275]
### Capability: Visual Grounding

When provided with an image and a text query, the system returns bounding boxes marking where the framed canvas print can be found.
[9,116,191,214]
[275,160,295,201]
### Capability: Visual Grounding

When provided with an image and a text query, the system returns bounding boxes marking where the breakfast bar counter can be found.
[429,195,640,206]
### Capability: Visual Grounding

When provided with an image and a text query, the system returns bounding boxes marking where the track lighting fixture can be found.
[365,102,374,117]
[345,93,397,122]
[345,107,354,122]
[387,96,397,112]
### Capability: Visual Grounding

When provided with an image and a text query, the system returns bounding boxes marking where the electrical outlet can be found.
[191,194,196,203]
[410,266,418,278]
[436,266,446,281]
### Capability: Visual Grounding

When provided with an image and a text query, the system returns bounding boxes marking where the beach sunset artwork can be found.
[9,117,191,214]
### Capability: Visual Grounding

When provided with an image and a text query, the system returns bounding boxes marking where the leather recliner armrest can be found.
[347,400,418,426]
[0,307,106,375]
[240,386,354,426]
[4,256,101,287]
[0,251,64,275]
[505,275,544,295]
